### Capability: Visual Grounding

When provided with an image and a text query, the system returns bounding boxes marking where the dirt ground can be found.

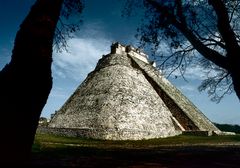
[30,145,240,168]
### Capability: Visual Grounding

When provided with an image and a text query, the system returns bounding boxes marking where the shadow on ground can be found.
[30,145,240,168]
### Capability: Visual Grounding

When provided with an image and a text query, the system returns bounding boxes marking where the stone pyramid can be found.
[48,42,220,140]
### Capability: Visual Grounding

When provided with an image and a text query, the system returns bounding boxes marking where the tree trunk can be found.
[231,72,240,101]
[208,0,240,101]
[229,48,240,101]
[0,0,63,165]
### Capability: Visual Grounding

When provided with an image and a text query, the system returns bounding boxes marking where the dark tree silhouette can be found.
[124,0,240,102]
[0,0,83,165]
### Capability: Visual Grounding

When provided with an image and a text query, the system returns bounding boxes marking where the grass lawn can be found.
[31,133,240,167]
[33,133,240,149]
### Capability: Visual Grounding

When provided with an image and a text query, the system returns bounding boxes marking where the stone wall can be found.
[49,52,182,140]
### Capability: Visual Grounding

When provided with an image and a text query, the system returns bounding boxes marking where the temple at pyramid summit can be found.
[48,42,222,140]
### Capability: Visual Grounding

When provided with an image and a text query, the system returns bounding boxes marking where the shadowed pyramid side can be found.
[129,55,219,133]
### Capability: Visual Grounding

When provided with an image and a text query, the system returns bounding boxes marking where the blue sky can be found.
[0,0,240,124]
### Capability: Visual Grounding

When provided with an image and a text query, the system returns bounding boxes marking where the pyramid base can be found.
[37,126,182,140]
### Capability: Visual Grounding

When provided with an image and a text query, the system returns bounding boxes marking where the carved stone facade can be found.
[48,43,220,140]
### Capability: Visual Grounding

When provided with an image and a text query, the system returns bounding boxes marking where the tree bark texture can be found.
[0,0,63,165]
[229,50,240,101]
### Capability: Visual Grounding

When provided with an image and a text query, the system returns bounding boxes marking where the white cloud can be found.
[49,87,68,99]
[52,37,112,81]
[166,65,213,81]
[183,65,207,80]
[179,85,195,92]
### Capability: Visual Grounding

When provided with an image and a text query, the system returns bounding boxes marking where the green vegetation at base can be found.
[33,133,240,152]
[31,133,240,167]
[32,133,240,165]
[215,123,240,134]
